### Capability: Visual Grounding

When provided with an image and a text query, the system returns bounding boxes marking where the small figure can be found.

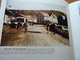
[17,21,21,28]
[46,21,50,33]
[24,19,28,32]
[49,23,56,35]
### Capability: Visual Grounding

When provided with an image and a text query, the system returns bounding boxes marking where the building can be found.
[37,12,44,24]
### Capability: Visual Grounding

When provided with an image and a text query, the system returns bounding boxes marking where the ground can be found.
[1,24,69,46]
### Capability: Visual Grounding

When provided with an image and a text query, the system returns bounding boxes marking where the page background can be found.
[0,0,74,60]
[0,0,7,45]
[69,1,80,60]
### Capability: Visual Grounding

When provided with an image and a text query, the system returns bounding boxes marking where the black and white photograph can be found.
[1,9,70,46]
